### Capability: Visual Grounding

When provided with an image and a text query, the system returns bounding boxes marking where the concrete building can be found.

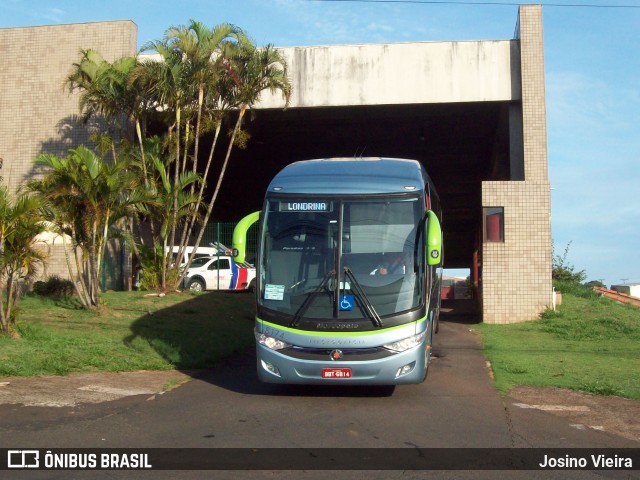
[0,5,551,323]
[0,20,137,289]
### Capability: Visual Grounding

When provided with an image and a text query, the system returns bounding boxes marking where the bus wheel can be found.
[423,318,434,382]
[188,278,205,292]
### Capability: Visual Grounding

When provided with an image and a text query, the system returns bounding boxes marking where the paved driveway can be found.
[0,311,637,479]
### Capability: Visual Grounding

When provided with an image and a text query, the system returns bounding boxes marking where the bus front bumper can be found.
[256,343,427,385]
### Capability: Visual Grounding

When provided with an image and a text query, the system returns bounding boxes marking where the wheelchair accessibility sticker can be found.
[339,294,354,311]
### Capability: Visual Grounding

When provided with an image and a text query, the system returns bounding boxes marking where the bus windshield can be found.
[259,195,424,321]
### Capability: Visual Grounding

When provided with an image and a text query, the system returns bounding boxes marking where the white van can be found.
[169,243,232,267]
[183,256,256,292]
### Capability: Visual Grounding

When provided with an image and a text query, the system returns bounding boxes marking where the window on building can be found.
[484,207,504,242]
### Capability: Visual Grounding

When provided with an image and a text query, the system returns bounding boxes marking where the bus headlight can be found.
[383,331,426,353]
[255,330,291,351]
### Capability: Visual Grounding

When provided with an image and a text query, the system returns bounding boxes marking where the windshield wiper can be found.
[290,270,336,328]
[343,267,383,328]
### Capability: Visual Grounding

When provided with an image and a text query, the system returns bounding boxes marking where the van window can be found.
[208,259,230,270]
[190,257,212,268]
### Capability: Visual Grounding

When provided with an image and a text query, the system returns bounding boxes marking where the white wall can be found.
[257,40,520,109]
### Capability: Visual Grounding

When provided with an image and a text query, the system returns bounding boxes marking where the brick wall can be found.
[481,181,553,323]
[481,5,553,323]
[0,21,137,191]
[0,21,137,282]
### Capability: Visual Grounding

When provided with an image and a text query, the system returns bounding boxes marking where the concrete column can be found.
[481,5,553,323]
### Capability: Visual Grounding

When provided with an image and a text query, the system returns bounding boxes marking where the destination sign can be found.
[279,202,332,212]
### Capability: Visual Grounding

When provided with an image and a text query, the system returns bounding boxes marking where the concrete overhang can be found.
[258,40,521,108]
[142,38,524,269]
[220,39,523,269]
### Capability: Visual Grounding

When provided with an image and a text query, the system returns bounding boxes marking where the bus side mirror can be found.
[426,210,442,266]
[232,211,260,264]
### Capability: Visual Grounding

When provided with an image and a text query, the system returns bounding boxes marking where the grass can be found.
[0,291,256,377]
[477,282,640,400]
[3,284,640,402]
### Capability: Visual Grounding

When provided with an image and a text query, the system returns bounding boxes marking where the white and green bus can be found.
[233,158,443,385]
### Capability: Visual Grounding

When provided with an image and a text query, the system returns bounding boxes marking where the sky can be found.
[2,0,639,287]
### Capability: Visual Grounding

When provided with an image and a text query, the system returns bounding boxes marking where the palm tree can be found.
[164,21,241,173]
[138,21,248,289]
[160,22,248,281]
[214,42,291,206]
[0,186,47,333]
[29,147,151,308]
[65,50,139,161]
[64,22,292,293]
[139,37,192,263]
[142,143,202,290]
[176,42,291,288]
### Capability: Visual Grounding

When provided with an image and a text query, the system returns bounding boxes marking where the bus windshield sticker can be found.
[264,284,285,301]
[279,202,332,212]
[339,294,354,311]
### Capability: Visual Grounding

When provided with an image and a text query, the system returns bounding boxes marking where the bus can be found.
[233,158,443,385]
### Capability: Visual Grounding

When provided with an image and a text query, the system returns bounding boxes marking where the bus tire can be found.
[423,315,435,382]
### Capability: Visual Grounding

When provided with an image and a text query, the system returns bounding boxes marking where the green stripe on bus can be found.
[256,315,427,337]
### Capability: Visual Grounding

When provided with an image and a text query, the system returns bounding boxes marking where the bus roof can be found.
[267,157,428,195]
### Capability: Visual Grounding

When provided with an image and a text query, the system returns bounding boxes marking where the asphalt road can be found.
[1,311,638,480]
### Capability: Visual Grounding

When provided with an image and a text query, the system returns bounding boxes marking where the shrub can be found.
[552,241,586,285]
[137,245,180,291]
[553,279,599,299]
[32,275,75,297]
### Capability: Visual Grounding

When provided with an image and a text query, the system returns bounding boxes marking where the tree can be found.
[66,50,156,264]
[65,50,140,161]
[65,21,292,292]
[141,139,203,290]
[29,147,150,308]
[552,240,587,284]
[174,40,292,289]
[138,21,249,290]
[0,186,47,333]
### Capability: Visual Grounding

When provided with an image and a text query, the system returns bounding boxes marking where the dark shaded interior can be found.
[209,101,519,269]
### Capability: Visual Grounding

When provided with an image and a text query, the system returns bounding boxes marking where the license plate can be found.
[322,368,352,379]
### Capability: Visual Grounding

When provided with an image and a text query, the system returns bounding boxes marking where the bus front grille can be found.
[281,346,396,362]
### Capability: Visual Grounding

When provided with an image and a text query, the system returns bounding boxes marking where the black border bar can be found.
[2,448,638,471]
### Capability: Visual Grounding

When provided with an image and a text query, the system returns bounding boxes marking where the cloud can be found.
[264,0,423,46]
[547,67,640,285]
[42,7,66,22]
[547,70,640,145]
[0,1,64,25]
[366,22,394,34]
